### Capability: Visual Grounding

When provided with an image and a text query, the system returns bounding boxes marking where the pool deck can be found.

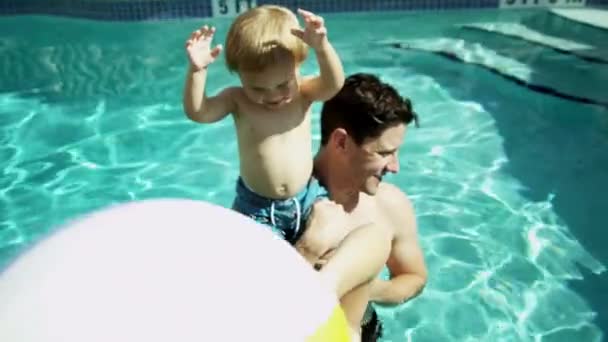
[550,8,608,31]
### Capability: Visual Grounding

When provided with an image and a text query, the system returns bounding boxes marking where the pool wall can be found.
[0,0,604,21]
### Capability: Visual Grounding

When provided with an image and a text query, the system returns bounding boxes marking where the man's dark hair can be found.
[320,73,419,146]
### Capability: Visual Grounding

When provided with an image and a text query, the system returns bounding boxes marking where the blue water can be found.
[1,8,607,341]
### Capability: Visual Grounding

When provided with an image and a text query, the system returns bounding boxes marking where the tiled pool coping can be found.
[0,0,604,21]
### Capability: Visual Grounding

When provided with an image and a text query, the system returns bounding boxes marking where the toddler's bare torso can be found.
[232,88,314,199]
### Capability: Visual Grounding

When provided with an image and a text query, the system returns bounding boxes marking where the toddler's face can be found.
[239,59,300,110]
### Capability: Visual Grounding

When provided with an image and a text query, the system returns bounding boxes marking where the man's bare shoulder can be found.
[376,183,412,208]
[376,183,416,235]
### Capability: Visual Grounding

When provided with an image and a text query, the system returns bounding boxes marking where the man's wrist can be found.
[369,278,388,301]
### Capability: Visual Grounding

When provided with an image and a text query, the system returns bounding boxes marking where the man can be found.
[297,73,428,341]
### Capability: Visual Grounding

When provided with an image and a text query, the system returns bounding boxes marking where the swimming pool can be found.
[1,6,607,342]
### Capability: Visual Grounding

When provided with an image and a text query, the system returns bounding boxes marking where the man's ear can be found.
[329,128,348,152]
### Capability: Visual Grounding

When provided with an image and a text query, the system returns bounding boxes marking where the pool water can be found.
[1,8,607,342]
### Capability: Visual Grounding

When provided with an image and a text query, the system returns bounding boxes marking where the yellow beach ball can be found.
[0,199,350,342]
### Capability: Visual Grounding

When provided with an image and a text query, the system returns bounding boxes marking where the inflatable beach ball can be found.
[0,199,350,342]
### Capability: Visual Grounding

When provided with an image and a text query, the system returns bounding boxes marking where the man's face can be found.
[347,124,406,196]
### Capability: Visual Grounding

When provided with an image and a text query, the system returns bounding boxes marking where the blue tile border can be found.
[0,0,603,21]
[587,0,608,6]
[0,1,213,21]
[0,0,501,21]
[256,0,500,13]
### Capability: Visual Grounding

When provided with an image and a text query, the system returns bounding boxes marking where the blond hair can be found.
[225,5,308,72]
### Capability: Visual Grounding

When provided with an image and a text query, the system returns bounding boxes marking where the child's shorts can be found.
[231,176,329,244]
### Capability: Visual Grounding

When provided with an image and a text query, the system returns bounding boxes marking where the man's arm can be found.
[294,200,350,265]
[370,184,427,305]
[318,222,391,299]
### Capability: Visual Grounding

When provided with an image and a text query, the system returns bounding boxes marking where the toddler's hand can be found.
[291,9,328,50]
[185,25,223,71]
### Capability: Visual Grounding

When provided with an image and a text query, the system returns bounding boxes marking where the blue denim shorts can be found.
[231,176,329,244]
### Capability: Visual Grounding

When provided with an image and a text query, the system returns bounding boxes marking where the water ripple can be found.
[374,73,606,341]
[1,14,605,342]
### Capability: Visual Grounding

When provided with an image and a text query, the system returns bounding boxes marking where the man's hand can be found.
[295,200,349,265]
[312,248,337,270]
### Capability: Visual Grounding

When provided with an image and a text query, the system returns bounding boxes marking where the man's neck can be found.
[314,150,360,213]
